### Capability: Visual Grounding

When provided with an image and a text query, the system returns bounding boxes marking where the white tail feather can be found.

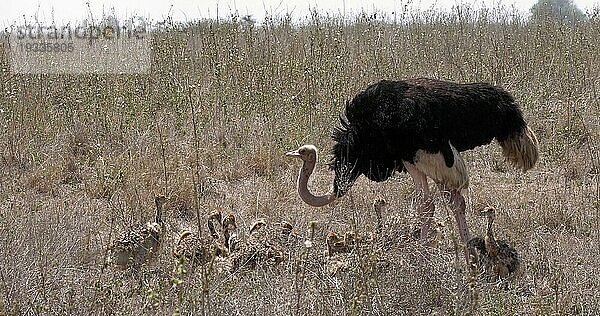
[499,125,539,171]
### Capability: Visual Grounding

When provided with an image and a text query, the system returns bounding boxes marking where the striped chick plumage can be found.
[110,196,166,268]
[173,208,228,266]
[468,207,520,282]
[227,218,286,272]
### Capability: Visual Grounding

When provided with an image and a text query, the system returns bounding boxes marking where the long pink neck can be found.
[297,159,336,207]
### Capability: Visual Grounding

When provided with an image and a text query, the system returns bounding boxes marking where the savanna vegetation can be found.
[0,3,599,315]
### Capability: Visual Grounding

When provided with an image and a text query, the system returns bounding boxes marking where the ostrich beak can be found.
[286,150,301,157]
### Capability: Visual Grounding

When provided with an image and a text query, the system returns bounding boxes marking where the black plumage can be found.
[330,78,534,196]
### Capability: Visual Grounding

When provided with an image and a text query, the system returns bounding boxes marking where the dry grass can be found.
[1,5,600,315]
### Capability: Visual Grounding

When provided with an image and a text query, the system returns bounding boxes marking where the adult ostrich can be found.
[286,78,538,262]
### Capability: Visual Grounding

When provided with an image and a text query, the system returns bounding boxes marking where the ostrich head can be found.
[145,222,162,235]
[480,206,496,223]
[249,219,267,236]
[326,231,343,253]
[223,214,237,231]
[286,144,318,163]
[155,195,168,207]
[209,208,223,223]
[373,198,388,212]
[344,231,356,246]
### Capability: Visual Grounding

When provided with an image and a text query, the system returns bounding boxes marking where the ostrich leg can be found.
[404,162,435,244]
[449,189,476,264]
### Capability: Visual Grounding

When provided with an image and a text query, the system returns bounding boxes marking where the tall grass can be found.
[0,5,599,315]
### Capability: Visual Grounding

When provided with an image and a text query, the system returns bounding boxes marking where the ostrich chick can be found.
[173,208,228,266]
[373,198,388,235]
[227,218,286,271]
[249,219,284,264]
[278,221,294,243]
[248,219,267,243]
[110,196,166,268]
[222,214,239,252]
[326,231,355,256]
[325,231,356,275]
[173,230,226,266]
[468,206,520,281]
[207,208,223,240]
